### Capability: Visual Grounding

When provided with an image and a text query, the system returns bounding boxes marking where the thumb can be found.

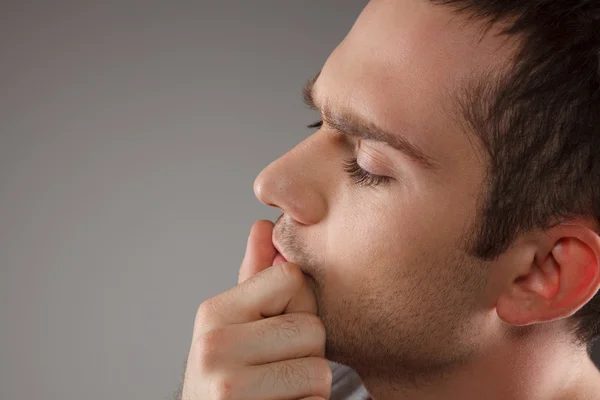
[238,219,277,284]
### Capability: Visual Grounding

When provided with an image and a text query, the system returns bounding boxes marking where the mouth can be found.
[272,224,313,280]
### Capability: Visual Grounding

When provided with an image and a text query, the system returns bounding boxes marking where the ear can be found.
[496,222,600,326]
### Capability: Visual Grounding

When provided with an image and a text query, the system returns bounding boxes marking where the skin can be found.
[182,0,600,399]
[182,221,328,400]
[253,0,600,399]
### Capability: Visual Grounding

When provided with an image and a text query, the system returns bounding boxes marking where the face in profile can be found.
[254,0,598,389]
[252,0,525,385]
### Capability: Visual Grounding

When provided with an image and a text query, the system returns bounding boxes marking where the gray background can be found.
[0,2,597,400]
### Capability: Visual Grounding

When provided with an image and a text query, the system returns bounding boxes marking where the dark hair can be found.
[430,0,600,351]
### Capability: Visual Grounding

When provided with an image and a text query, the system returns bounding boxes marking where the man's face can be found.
[254,0,519,383]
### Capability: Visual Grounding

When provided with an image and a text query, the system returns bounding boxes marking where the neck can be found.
[360,319,600,400]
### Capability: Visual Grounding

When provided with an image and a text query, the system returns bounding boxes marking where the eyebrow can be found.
[302,73,441,172]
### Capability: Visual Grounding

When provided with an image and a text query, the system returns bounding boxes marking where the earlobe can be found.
[496,228,600,327]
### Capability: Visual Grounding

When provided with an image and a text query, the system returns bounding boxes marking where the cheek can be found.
[323,196,433,290]
[321,184,475,300]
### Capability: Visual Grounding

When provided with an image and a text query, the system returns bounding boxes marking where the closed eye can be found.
[308,119,392,188]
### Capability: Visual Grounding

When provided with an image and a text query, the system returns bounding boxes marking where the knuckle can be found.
[195,300,214,325]
[304,314,326,340]
[194,297,226,335]
[193,328,228,370]
[210,373,237,400]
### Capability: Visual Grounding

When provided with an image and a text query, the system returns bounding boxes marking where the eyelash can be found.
[307,120,392,188]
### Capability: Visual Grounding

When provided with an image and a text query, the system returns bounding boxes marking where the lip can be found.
[272,238,313,280]
[272,221,312,279]
[272,239,288,263]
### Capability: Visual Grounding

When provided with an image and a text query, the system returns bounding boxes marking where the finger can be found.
[283,272,319,316]
[196,263,317,336]
[205,312,326,366]
[219,357,332,400]
[238,220,277,285]
[238,220,317,316]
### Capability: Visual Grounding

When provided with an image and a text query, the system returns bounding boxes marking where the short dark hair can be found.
[430,0,600,351]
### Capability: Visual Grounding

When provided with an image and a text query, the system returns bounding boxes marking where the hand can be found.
[181,220,331,400]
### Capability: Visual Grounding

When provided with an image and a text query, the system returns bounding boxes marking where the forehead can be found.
[315,0,518,174]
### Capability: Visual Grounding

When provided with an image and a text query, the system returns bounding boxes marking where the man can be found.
[177,1,600,399]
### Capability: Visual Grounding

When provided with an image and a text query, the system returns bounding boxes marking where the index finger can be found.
[196,262,317,336]
[238,220,277,285]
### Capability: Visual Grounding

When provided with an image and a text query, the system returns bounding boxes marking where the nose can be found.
[253,135,331,226]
